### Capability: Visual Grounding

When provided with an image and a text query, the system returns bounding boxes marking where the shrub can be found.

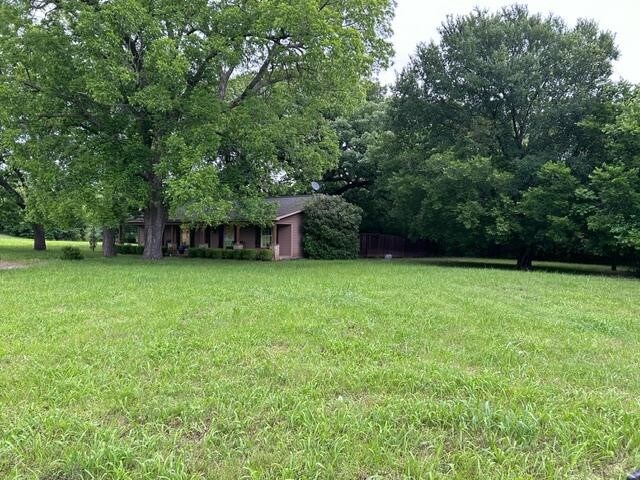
[188,247,202,258]
[240,249,257,260]
[256,249,273,261]
[232,248,243,260]
[303,195,362,259]
[60,246,84,260]
[116,244,144,255]
[209,248,224,259]
[222,249,234,259]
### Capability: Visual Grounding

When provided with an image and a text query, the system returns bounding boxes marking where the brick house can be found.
[129,196,311,260]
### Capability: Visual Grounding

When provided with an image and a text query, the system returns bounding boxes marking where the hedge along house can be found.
[129,196,311,260]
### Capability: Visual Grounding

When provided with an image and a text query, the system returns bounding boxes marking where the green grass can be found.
[1,235,640,479]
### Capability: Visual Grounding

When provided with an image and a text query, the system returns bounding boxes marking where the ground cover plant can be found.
[1,235,640,479]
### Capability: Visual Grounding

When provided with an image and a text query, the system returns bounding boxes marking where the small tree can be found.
[303,195,362,259]
[88,226,97,252]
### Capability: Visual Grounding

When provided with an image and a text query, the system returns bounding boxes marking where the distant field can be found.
[1,235,639,479]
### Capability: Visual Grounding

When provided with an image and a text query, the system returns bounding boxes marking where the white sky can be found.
[379,0,640,85]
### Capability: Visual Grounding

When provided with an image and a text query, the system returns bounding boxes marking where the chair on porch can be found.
[166,242,178,256]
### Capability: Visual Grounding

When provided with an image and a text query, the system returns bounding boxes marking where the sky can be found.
[379,0,640,85]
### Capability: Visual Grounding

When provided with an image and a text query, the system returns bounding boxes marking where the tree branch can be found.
[229,47,276,108]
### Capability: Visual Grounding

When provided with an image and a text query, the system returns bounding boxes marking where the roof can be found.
[268,195,313,220]
[127,195,314,225]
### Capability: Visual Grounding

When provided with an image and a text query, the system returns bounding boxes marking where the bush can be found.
[240,249,257,260]
[256,249,273,261]
[222,249,234,259]
[116,244,144,255]
[303,195,362,259]
[232,248,243,260]
[188,247,202,258]
[60,246,84,260]
[209,248,224,259]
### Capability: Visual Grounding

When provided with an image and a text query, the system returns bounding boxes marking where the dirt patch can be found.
[0,261,28,271]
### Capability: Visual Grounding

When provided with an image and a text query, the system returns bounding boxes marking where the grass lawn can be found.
[1,235,640,479]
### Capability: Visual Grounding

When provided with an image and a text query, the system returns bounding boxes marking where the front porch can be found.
[134,220,302,260]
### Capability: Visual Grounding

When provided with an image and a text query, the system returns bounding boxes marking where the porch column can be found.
[234,225,241,248]
[272,224,280,261]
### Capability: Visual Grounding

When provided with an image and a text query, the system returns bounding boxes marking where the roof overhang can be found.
[275,210,304,221]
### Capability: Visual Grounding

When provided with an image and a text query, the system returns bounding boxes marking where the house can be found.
[129,196,311,260]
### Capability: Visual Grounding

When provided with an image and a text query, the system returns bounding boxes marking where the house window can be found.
[260,227,272,248]
[224,227,235,249]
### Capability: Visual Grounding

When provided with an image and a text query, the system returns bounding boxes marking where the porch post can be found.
[234,225,241,248]
[271,224,279,261]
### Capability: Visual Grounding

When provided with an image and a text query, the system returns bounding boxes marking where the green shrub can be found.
[60,246,84,260]
[188,247,201,258]
[303,195,362,259]
[256,249,273,261]
[232,248,243,260]
[222,249,234,259]
[115,244,144,255]
[240,249,257,260]
[209,248,224,259]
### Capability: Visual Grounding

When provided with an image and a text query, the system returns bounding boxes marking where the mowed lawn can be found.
[1,236,640,479]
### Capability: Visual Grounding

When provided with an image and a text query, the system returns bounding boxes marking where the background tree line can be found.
[323,5,640,269]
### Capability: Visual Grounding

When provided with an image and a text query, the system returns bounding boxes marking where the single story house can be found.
[128,195,311,260]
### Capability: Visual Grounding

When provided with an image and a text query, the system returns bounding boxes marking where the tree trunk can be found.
[33,224,46,251]
[143,180,166,260]
[102,227,117,257]
[516,247,533,271]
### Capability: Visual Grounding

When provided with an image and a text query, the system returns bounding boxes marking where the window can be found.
[224,227,235,249]
[260,227,272,248]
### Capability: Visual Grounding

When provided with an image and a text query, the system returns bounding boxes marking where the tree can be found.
[516,162,580,269]
[303,195,362,259]
[1,0,394,259]
[579,90,640,268]
[580,163,640,269]
[383,4,618,268]
[322,84,394,232]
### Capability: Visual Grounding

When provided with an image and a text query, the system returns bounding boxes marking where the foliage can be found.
[59,246,83,260]
[116,244,145,255]
[380,4,619,266]
[187,247,269,261]
[517,162,581,255]
[323,85,397,233]
[88,227,98,252]
[303,195,362,259]
[386,152,512,250]
[256,248,274,261]
[239,249,258,261]
[580,162,640,259]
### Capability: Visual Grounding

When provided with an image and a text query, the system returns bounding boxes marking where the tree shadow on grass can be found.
[404,257,635,279]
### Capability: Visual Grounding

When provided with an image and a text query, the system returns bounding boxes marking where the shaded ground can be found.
[408,256,633,277]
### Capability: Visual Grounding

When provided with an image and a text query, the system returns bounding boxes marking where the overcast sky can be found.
[379,0,640,85]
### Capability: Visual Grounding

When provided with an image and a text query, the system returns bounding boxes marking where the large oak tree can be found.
[1,0,393,258]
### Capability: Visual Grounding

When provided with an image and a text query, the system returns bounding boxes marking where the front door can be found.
[277,224,292,257]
